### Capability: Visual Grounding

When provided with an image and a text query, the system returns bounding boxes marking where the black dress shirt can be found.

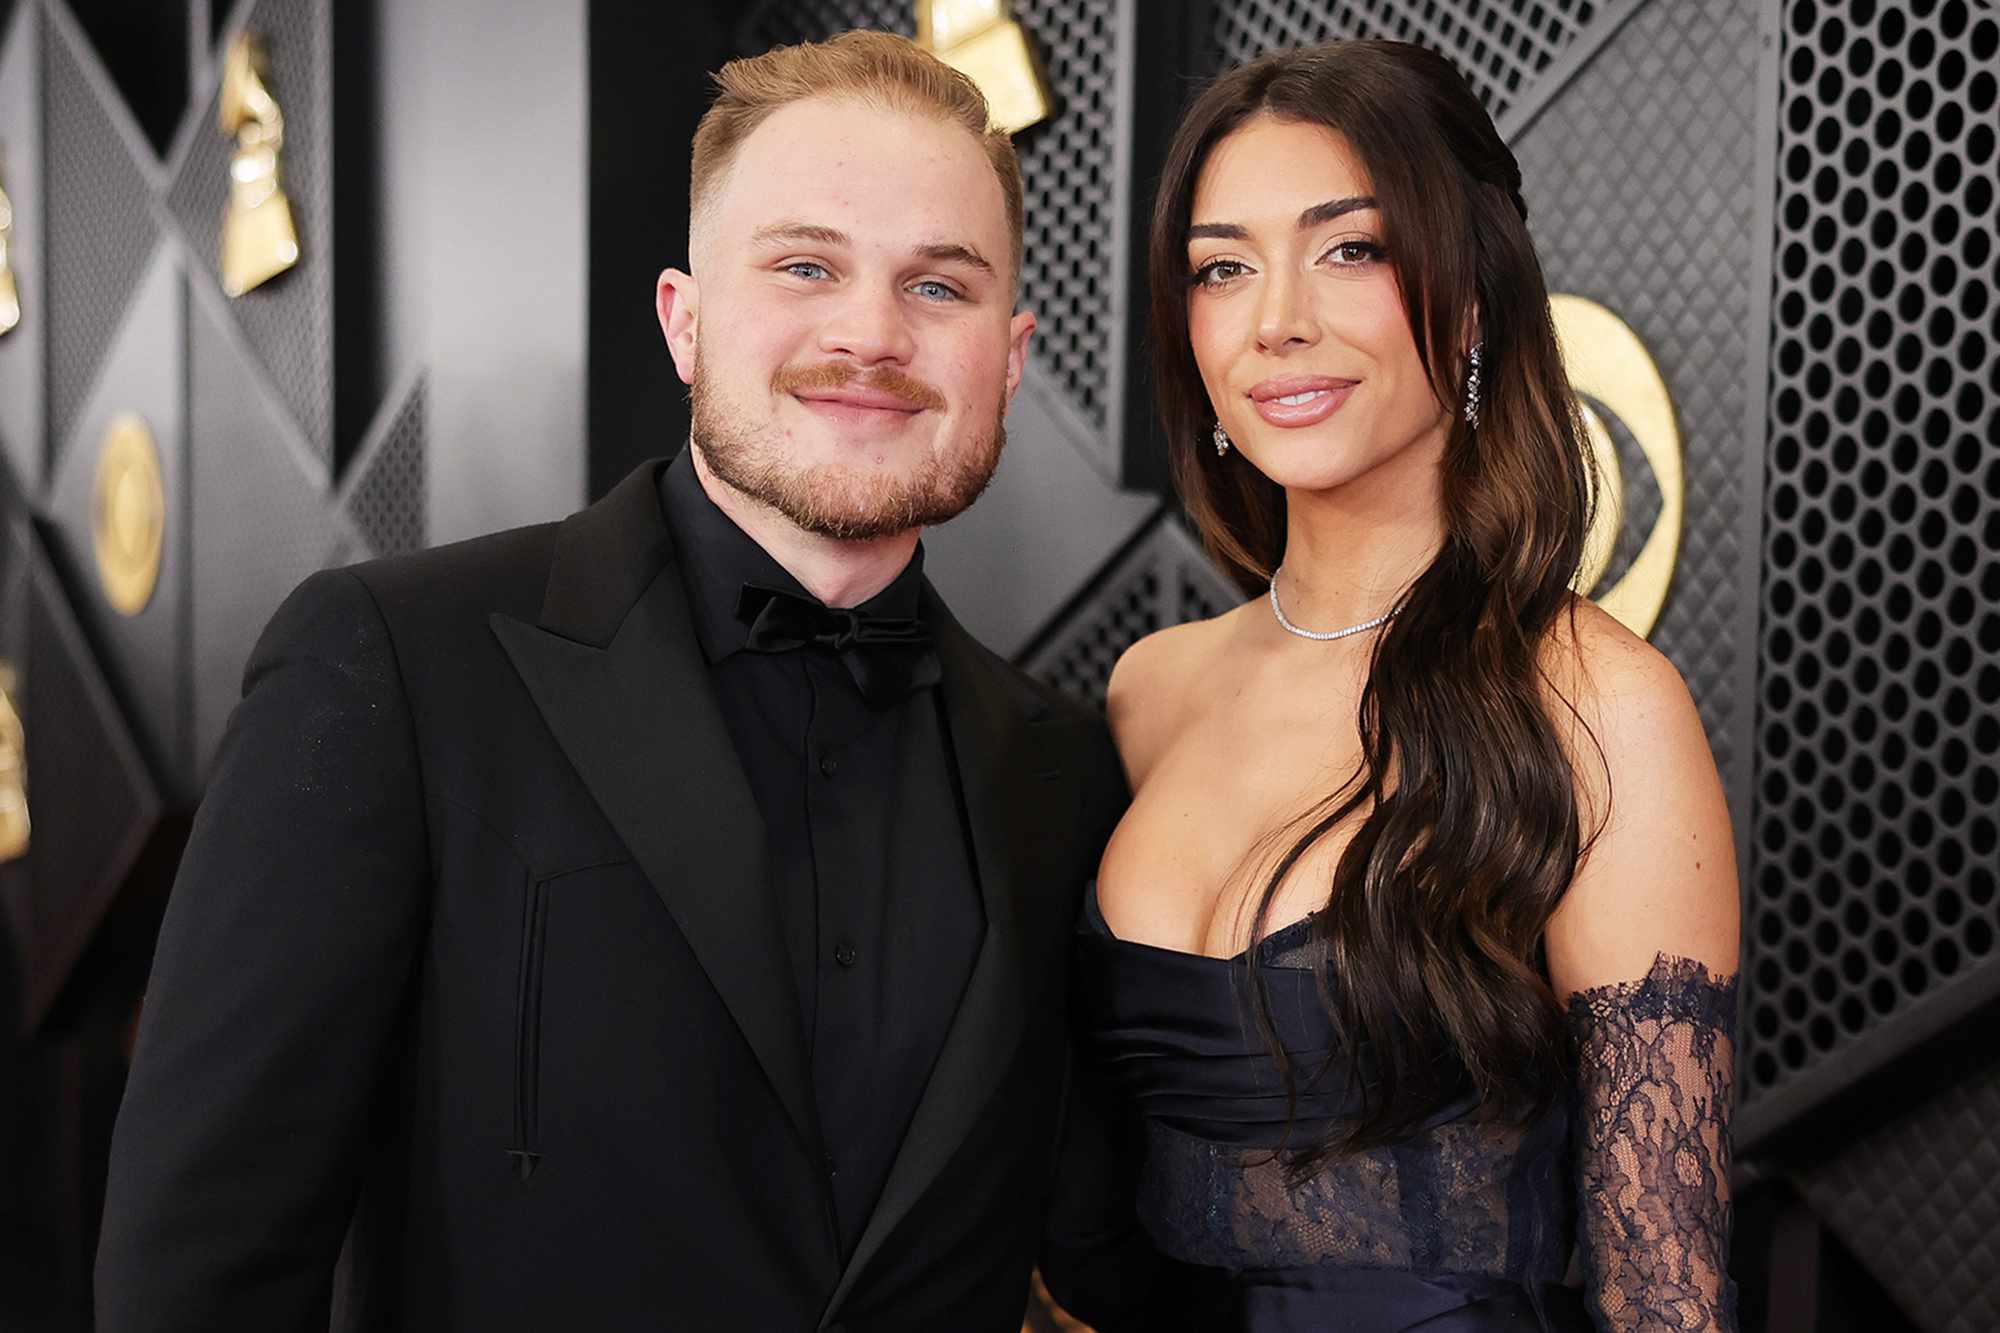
[659,449,984,1257]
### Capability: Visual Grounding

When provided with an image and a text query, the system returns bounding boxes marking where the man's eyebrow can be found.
[1187,196,1380,242]
[748,221,851,247]
[915,242,995,275]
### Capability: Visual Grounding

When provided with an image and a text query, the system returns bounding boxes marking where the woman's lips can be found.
[1248,377,1358,428]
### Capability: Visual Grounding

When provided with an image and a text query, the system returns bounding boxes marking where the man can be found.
[96,32,1123,1332]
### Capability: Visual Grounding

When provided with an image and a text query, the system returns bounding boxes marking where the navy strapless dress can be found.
[1072,885,1591,1332]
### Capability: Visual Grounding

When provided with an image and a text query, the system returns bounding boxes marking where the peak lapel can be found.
[489,465,817,1151]
[822,594,1047,1321]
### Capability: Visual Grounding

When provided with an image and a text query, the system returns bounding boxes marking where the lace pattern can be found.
[1566,954,1739,1333]
[1135,1108,1568,1282]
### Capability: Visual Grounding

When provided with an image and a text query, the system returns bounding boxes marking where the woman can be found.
[1044,41,1739,1332]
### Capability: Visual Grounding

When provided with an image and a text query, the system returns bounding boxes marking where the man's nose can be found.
[817,282,918,365]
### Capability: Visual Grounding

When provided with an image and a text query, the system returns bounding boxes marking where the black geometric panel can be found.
[187,284,349,778]
[1023,513,1240,707]
[1744,0,2000,1111]
[737,0,909,48]
[2,517,165,1033]
[1014,0,1119,438]
[41,248,187,792]
[1794,1042,2000,1333]
[43,11,161,471]
[344,372,426,559]
[1210,0,1616,121]
[1512,0,1762,788]
[167,0,333,474]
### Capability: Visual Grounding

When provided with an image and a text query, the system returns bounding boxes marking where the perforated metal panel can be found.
[1511,0,1762,786]
[1023,514,1239,706]
[14,522,164,1030]
[345,373,426,558]
[1745,0,2000,1110]
[167,0,334,472]
[43,11,160,469]
[188,285,348,776]
[1210,0,1614,120]
[1795,1042,2000,1333]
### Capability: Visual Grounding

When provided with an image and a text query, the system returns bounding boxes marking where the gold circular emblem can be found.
[1552,294,1684,639]
[91,413,166,616]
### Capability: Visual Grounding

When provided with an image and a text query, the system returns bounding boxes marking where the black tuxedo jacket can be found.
[95,460,1126,1333]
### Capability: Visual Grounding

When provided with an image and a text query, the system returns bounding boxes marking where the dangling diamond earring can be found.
[1463,341,1484,429]
[1213,421,1232,456]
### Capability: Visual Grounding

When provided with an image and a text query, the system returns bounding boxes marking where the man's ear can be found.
[1003,308,1037,402]
[657,268,700,385]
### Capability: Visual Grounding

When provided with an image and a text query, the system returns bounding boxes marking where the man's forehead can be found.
[716,99,1007,237]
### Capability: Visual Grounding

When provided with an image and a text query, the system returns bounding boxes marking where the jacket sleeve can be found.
[95,569,430,1333]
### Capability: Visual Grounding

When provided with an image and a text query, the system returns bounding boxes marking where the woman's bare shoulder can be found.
[1543,597,1739,997]
[1104,603,1250,788]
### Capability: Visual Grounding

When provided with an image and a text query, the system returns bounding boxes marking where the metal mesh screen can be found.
[188,291,347,771]
[345,374,427,558]
[167,0,334,471]
[43,15,160,468]
[1209,0,1610,118]
[1795,1041,2000,1333]
[19,530,162,1027]
[1745,0,2000,1104]
[1023,515,1239,706]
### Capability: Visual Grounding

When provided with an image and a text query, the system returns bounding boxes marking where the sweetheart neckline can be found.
[1085,880,1321,965]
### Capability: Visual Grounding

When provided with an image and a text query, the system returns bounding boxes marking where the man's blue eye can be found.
[913,280,960,301]
[786,262,829,280]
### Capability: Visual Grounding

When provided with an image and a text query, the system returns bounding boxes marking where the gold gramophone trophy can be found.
[218,33,300,297]
[0,660,27,863]
[917,0,1051,135]
[0,151,20,338]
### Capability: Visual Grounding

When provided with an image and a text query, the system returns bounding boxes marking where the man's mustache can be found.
[772,361,948,414]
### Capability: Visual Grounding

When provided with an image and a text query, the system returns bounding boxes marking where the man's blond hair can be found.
[690,30,1025,280]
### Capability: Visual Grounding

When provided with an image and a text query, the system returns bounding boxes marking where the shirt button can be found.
[818,753,839,777]
[833,940,858,968]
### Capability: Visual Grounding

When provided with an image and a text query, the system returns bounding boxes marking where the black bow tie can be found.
[735,584,939,706]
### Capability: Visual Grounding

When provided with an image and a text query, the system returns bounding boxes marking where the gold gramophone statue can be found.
[0,660,27,863]
[0,151,20,338]
[917,0,1051,135]
[218,32,300,297]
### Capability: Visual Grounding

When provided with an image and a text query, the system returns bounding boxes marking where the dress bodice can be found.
[1074,885,1588,1330]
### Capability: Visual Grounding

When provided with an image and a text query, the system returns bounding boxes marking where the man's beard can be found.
[691,354,1008,541]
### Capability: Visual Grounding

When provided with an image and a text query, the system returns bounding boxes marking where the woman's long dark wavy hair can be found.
[1149,41,1603,1165]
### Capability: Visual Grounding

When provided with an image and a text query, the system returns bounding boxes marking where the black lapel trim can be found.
[821,589,1049,1321]
[490,460,818,1152]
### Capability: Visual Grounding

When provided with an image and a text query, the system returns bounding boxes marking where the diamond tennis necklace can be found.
[1267,565,1398,642]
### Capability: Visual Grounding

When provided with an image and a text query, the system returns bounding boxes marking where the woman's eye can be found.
[785,261,830,281]
[1192,259,1249,289]
[1323,241,1386,267]
[911,280,961,302]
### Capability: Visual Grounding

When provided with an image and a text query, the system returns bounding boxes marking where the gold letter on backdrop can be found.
[0,153,19,338]
[0,661,25,864]
[917,0,1051,136]
[219,32,300,298]
[91,414,166,617]
[1552,294,1684,640]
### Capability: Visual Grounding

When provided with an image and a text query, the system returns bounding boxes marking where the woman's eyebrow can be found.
[1187,195,1379,242]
